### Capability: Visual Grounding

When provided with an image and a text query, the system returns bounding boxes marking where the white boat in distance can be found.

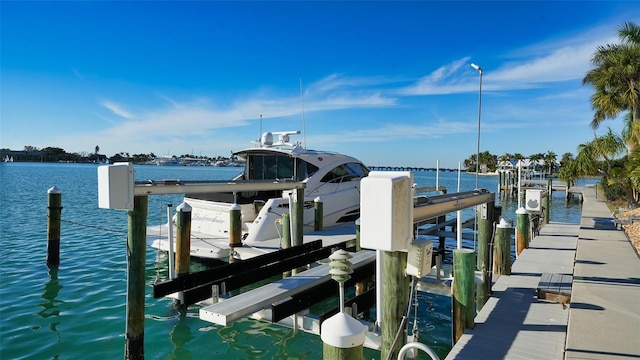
[155,156,183,166]
[147,131,369,259]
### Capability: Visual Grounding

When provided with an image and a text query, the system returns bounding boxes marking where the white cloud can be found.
[488,34,619,87]
[399,23,623,96]
[101,100,133,119]
[399,57,473,95]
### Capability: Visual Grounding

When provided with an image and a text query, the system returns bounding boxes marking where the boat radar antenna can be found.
[300,77,306,150]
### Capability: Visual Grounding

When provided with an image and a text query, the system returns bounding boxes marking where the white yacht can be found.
[156,156,183,166]
[147,131,369,259]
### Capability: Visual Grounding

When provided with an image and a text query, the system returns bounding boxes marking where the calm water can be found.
[0,163,588,359]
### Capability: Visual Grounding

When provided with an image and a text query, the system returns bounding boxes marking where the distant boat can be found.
[3,156,13,163]
[155,156,183,166]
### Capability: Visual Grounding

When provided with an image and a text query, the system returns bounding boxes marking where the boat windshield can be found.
[245,153,318,181]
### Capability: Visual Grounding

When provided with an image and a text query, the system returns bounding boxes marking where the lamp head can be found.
[471,63,482,72]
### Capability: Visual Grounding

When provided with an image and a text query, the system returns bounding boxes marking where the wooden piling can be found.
[175,202,192,277]
[281,212,291,277]
[515,207,530,256]
[323,342,364,360]
[381,251,409,360]
[453,249,475,344]
[476,201,494,311]
[494,219,512,275]
[229,203,242,248]
[542,193,550,226]
[292,189,304,247]
[47,186,62,266]
[282,212,291,249]
[125,195,148,360]
[314,196,323,231]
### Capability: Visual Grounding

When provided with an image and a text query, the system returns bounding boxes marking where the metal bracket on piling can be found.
[211,285,219,304]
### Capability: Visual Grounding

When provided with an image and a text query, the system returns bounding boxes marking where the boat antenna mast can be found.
[300,77,306,150]
[259,114,263,146]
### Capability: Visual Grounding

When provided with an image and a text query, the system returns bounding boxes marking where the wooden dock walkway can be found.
[445,186,640,359]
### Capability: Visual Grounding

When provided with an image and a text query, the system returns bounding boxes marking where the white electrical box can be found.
[525,189,544,213]
[360,171,413,252]
[406,239,433,278]
[98,162,134,210]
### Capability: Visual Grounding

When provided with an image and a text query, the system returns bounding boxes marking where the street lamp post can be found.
[471,63,483,189]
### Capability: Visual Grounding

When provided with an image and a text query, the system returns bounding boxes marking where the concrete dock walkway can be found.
[445,186,640,359]
[566,187,640,359]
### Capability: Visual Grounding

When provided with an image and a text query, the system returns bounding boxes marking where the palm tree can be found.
[497,153,511,172]
[529,153,544,175]
[583,21,640,149]
[627,148,640,203]
[558,160,579,188]
[560,152,574,167]
[544,151,557,176]
[575,129,638,205]
[621,112,640,149]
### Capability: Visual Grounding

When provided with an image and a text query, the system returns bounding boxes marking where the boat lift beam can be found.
[133,179,305,196]
[413,189,494,224]
[98,162,306,211]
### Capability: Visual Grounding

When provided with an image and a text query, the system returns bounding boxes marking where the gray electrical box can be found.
[406,239,433,277]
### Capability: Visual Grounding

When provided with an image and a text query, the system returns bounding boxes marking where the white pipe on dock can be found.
[518,161,522,209]
[376,249,382,331]
[436,160,440,193]
[288,192,294,245]
[456,162,462,249]
[167,204,175,279]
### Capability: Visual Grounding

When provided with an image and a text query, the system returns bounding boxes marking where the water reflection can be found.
[38,266,63,341]
[169,309,194,360]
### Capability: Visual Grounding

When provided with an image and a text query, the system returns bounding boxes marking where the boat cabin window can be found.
[246,154,318,181]
[320,163,369,183]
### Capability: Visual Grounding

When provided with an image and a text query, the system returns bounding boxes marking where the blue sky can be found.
[1,1,638,168]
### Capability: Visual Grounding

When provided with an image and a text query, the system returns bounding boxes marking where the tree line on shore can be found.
[463,150,568,175]
[0,145,235,165]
